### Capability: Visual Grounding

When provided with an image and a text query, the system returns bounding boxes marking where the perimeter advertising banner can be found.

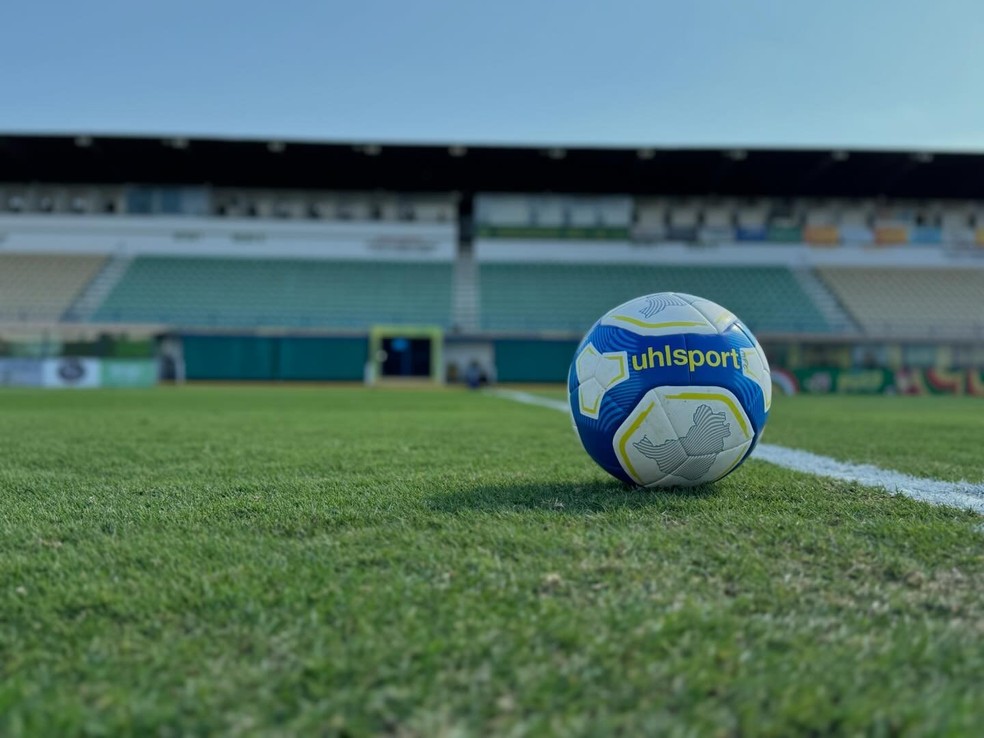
[803,225,840,246]
[0,358,44,387]
[789,368,984,396]
[0,358,157,388]
[910,226,942,245]
[874,225,909,245]
[100,359,158,388]
[41,358,101,389]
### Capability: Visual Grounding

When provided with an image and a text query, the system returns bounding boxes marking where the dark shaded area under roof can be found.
[2,135,983,199]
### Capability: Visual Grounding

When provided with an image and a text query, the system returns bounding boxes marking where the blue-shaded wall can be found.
[182,335,367,381]
[494,339,578,383]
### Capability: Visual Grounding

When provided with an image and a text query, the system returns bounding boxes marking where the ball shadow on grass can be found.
[425,479,719,515]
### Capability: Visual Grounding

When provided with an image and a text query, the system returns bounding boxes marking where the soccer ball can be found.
[568,293,771,487]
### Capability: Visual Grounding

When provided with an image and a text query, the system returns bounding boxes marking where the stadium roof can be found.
[3,134,984,199]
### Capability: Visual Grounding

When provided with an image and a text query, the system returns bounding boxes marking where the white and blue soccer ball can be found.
[568,293,771,487]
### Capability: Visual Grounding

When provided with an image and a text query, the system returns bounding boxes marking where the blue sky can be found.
[2,0,983,150]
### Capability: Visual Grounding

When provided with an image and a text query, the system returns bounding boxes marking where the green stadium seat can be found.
[93,257,453,328]
[478,263,833,333]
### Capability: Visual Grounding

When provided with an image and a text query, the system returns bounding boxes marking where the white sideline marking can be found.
[489,389,984,514]
[491,389,572,413]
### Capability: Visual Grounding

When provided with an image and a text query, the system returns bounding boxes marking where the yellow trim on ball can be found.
[602,353,627,387]
[616,400,656,483]
[610,315,707,329]
[580,390,601,417]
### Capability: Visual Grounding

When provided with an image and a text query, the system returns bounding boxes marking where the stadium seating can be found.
[817,268,984,337]
[93,257,453,328]
[478,264,832,333]
[8,250,979,340]
[473,193,984,245]
[0,253,106,322]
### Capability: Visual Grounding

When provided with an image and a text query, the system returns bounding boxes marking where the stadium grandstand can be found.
[1,135,983,386]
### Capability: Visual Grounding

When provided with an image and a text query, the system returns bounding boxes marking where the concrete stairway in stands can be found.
[62,253,134,322]
[790,267,860,335]
[451,247,480,332]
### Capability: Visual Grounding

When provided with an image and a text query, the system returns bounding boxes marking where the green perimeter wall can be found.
[494,339,578,383]
[182,335,367,381]
[183,335,575,384]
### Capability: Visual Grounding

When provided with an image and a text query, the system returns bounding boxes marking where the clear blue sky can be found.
[2,0,983,150]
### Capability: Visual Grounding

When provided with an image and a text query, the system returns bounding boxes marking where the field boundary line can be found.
[489,389,984,514]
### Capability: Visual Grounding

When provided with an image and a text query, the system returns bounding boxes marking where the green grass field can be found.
[1,387,983,737]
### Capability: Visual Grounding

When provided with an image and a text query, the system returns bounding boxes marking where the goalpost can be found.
[366,325,444,386]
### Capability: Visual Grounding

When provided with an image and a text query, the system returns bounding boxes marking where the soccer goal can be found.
[366,325,444,385]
